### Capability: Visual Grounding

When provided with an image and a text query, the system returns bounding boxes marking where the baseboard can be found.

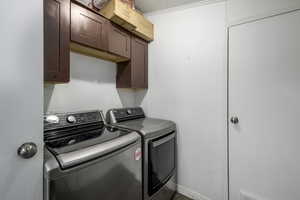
[177,184,211,200]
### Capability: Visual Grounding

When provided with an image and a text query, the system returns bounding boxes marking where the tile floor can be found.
[173,193,193,200]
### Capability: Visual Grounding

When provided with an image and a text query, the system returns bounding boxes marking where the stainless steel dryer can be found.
[106,107,177,200]
[44,110,142,200]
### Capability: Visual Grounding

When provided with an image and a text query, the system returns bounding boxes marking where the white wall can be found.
[44,52,137,114]
[138,2,227,200]
[227,0,300,26]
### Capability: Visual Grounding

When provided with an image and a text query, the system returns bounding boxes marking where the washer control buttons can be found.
[45,115,59,124]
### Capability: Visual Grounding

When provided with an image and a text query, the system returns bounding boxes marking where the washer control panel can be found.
[44,111,103,131]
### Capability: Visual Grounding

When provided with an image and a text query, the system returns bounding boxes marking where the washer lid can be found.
[55,132,140,169]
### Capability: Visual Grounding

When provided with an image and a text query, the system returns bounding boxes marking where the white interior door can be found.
[0,1,43,200]
[229,11,300,200]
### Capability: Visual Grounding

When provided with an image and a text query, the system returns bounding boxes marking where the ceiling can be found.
[135,0,206,13]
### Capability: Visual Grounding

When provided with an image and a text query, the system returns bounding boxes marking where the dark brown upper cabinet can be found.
[108,23,131,59]
[131,37,148,88]
[117,37,148,89]
[44,0,70,83]
[44,1,148,88]
[71,2,108,51]
[70,3,130,63]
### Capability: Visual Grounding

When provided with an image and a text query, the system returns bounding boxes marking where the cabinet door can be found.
[71,3,108,51]
[44,0,70,82]
[117,37,148,89]
[131,37,148,88]
[108,23,131,58]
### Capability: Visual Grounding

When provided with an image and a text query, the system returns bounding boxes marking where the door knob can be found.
[17,143,38,159]
[230,116,239,124]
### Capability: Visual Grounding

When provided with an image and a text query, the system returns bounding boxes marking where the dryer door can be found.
[148,131,176,195]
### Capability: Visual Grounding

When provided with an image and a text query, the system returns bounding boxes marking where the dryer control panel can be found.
[106,107,145,123]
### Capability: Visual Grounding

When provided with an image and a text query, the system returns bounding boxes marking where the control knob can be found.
[67,115,77,123]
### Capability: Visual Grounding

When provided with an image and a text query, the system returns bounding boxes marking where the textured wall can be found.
[138,2,227,199]
[44,52,137,114]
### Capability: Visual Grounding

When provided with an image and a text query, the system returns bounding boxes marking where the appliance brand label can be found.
[134,148,142,161]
